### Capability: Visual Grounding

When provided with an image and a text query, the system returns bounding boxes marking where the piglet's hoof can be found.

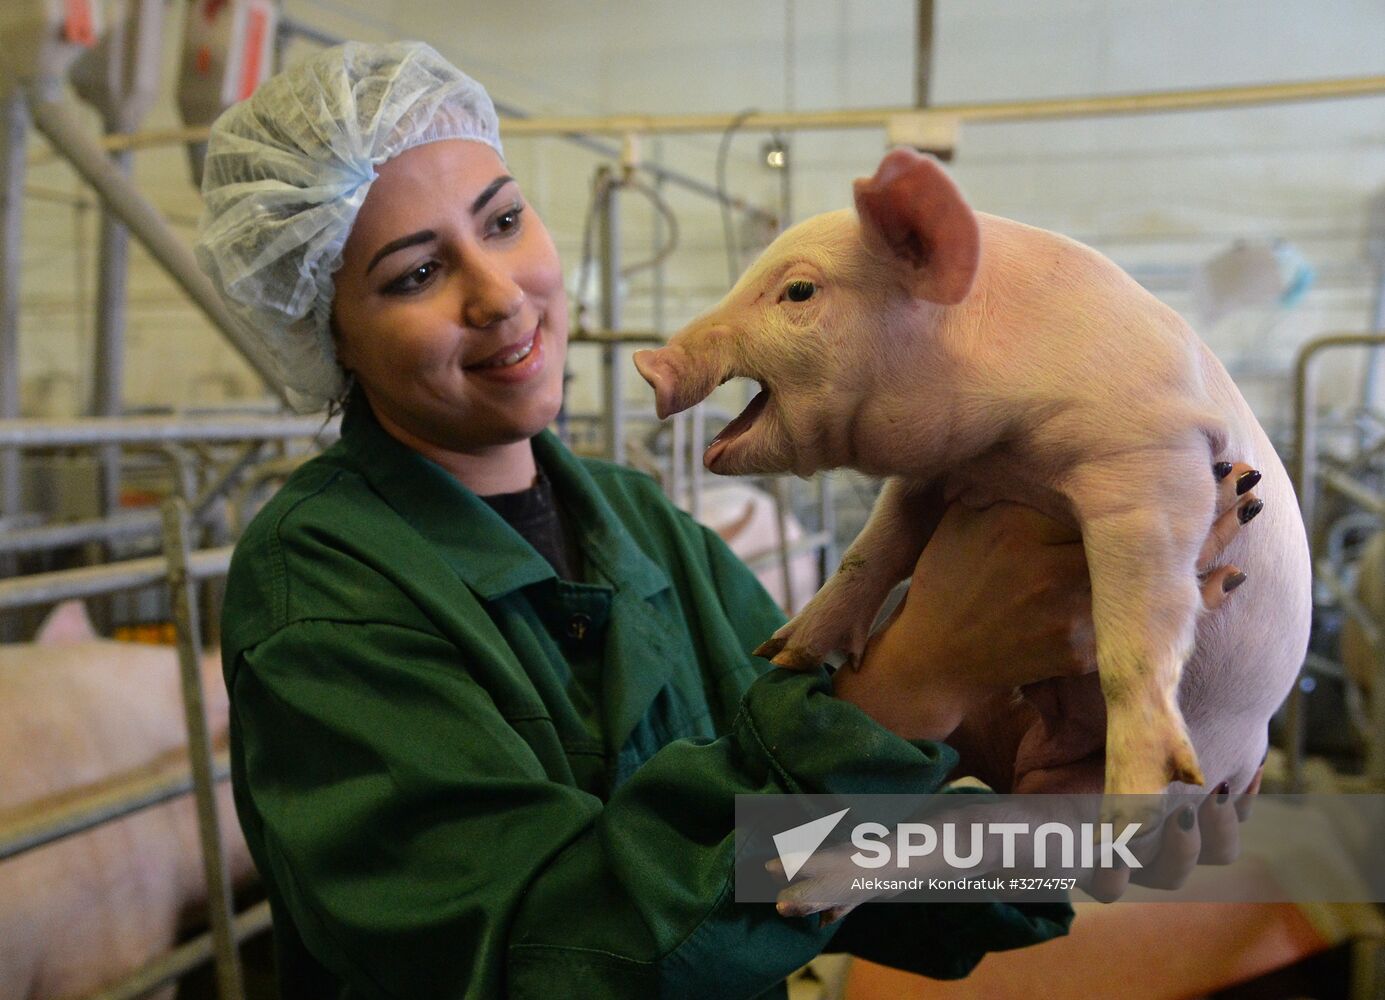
[753,636,786,659]
[770,647,821,670]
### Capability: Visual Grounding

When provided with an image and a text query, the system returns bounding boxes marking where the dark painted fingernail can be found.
[1235,469,1261,495]
[1238,498,1264,525]
[1222,570,1248,594]
[1215,781,1230,805]
[1178,806,1196,831]
[1213,461,1234,481]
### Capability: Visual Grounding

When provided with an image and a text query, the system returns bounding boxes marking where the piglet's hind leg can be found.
[1069,452,1211,811]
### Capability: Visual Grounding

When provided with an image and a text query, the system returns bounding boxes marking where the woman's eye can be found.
[383,261,438,295]
[492,203,524,235]
[784,279,816,302]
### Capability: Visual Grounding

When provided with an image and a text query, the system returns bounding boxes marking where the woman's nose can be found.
[462,256,525,329]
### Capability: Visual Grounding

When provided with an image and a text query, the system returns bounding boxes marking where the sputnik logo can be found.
[772,808,850,881]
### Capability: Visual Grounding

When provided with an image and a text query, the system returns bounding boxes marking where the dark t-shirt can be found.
[479,463,581,580]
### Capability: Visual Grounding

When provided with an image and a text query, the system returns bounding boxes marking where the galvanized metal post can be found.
[25,95,286,402]
[162,498,243,1000]
[0,89,25,536]
[93,143,133,519]
[915,0,935,109]
[1288,331,1385,791]
[598,168,624,463]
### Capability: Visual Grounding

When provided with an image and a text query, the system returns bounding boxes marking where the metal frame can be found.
[1285,332,1385,792]
[0,530,250,999]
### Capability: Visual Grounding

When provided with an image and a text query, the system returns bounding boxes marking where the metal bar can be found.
[93,144,134,522]
[741,529,834,572]
[0,90,25,537]
[1322,469,1385,519]
[769,477,796,613]
[85,900,272,1000]
[598,169,625,463]
[915,0,935,109]
[24,96,286,402]
[0,547,231,611]
[0,442,267,556]
[162,499,243,1000]
[1362,265,1385,429]
[1291,333,1385,548]
[0,509,162,555]
[568,329,666,346]
[819,473,837,580]
[95,74,1385,144]
[1315,558,1385,786]
[689,402,704,521]
[0,414,334,447]
[492,74,1385,136]
[0,752,230,862]
[1286,331,1385,791]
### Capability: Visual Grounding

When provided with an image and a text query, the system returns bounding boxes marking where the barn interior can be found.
[1,2,1384,998]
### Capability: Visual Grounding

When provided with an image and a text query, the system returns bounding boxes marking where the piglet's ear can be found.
[853,148,980,305]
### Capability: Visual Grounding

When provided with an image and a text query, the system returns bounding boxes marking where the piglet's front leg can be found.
[757,477,942,670]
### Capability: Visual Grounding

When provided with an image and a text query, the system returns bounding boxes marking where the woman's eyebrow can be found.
[470,175,515,215]
[366,230,437,275]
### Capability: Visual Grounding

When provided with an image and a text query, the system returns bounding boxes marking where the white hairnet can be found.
[194,41,504,412]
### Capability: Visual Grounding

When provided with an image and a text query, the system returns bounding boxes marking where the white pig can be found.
[0,602,255,1000]
[634,148,1311,810]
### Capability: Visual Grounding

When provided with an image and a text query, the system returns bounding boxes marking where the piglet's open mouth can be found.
[704,381,769,470]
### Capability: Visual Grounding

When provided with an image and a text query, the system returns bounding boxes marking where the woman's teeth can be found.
[480,337,534,369]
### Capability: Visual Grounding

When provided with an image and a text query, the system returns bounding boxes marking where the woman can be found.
[197,41,1263,999]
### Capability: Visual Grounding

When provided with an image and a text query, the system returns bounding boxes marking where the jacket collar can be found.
[336,395,670,603]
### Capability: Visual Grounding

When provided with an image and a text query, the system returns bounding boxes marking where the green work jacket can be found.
[221,399,1072,999]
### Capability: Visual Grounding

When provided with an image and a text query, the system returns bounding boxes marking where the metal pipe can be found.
[492,74,1385,136]
[1362,264,1385,428]
[568,329,665,346]
[0,510,162,555]
[0,414,335,447]
[1291,333,1385,547]
[598,168,625,463]
[0,90,25,539]
[689,402,704,521]
[1286,331,1385,791]
[23,96,286,402]
[1315,557,1385,786]
[93,144,133,522]
[86,900,272,1000]
[0,752,231,863]
[0,547,231,611]
[770,477,796,612]
[741,530,834,571]
[915,0,935,109]
[1322,469,1385,519]
[0,442,267,556]
[162,499,243,1000]
[89,73,1385,145]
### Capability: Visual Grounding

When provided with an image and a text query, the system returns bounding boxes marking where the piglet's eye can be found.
[784,280,816,302]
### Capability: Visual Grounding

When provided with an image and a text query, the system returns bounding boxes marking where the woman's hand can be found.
[834,461,1263,741]
[1085,763,1265,902]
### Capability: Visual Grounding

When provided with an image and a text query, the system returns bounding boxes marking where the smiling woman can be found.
[331,143,568,493]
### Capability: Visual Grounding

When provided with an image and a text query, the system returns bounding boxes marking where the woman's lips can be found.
[466,326,544,383]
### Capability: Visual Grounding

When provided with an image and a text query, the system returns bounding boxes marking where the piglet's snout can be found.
[634,344,728,420]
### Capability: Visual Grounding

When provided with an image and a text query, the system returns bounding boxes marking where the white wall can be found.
[12,0,1385,446]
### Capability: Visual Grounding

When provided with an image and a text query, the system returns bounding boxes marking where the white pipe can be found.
[24,95,287,401]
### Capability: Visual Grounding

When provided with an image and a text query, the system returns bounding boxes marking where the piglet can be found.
[634,149,1311,814]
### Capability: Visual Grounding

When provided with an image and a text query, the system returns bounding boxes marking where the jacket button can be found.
[566,613,592,641]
